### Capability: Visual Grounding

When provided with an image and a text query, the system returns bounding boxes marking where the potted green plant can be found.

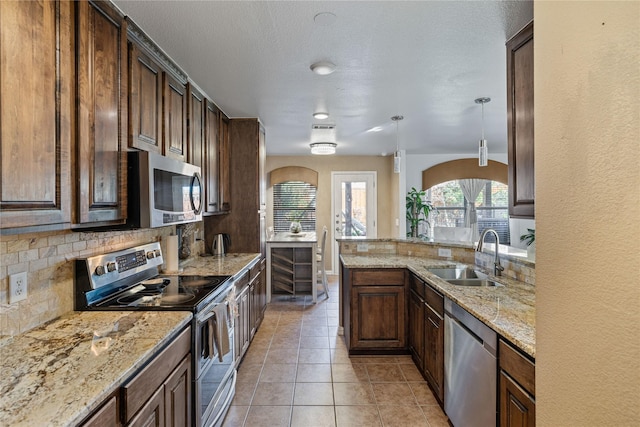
[520,228,535,259]
[406,187,435,239]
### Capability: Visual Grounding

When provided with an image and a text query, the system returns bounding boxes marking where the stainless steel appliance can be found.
[75,242,235,427]
[127,151,203,228]
[444,298,497,427]
[212,233,231,257]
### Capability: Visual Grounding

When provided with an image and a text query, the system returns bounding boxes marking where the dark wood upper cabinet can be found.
[188,84,205,169]
[129,42,163,154]
[507,21,535,218]
[0,0,73,231]
[204,101,221,213]
[126,18,188,161]
[218,113,231,212]
[163,74,188,161]
[75,0,128,226]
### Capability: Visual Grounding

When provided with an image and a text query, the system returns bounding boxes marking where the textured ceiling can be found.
[113,1,533,156]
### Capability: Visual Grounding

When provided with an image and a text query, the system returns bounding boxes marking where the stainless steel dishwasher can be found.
[444,298,498,427]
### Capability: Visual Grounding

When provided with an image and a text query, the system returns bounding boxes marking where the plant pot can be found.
[289,221,302,234]
[527,242,536,260]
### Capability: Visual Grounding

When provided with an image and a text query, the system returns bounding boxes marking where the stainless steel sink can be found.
[426,267,487,280]
[447,279,503,287]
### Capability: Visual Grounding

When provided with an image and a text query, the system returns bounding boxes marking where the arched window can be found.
[428,180,510,244]
[273,181,317,232]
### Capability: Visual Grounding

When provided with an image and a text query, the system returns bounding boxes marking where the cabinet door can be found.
[500,371,536,427]
[351,285,406,349]
[204,100,220,213]
[424,304,444,403]
[163,74,188,161]
[507,21,535,218]
[76,0,128,225]
[218,113,231,212]
[164,356,191,427]
[129,43,163,154]
[408,289,425,369]
[0,0,72,230]
[81,396,120,427]
[127,386,165,427]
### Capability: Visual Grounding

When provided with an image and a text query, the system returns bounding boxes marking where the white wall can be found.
[536,2,639,425]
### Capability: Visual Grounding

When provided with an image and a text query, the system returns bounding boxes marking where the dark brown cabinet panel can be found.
[0,0,72,231]
[408,289,425,368]
[76,0,128,225]
[129,43,163,154]
[205,118,265,255]
[424,304,444,402]
[351,285,406,350]
[218,113,231,212]
[163,74,188,161]
[127,386,165,427]
[187,85,205,168]
[204,101,221,213]
[507,21,535,218]
[164,356,191,427]
[81,395,120,427]
[500,372,535,427]
[499,339,536,427]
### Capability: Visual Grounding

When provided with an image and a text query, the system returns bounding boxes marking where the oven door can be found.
[195,299,235,427]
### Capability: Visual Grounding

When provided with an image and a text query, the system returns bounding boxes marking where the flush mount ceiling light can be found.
[310,61,336,75]
[475,97,491,167]
[310,142,337,155]
[313,112,329,120]
[314,12,337,26]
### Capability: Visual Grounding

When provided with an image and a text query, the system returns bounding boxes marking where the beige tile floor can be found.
[221,276,451,427]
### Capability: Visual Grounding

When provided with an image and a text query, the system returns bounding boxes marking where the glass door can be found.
[331,172,377,271]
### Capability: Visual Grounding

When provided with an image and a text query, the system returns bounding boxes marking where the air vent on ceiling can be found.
[312,124,336,130]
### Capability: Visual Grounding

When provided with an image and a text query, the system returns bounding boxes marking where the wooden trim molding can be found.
[422,159,508,189]
[269,166,318,187]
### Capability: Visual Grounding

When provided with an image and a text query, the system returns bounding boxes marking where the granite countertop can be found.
[267,232,317,243]
[340,254,536,358]
[180,252,261,277]
[0,311,192,426]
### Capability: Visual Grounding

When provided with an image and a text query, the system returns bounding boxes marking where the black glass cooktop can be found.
[94,275,231,311]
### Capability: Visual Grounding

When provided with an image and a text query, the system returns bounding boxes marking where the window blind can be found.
[273,181,317,232]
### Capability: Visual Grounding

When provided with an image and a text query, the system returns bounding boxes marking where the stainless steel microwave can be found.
[127,151,202,228]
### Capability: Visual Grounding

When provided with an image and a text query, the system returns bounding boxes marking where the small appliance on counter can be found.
[212,233,231,257]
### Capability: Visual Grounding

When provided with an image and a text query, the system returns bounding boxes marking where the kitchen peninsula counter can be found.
[341,254,536,357]
[0,311,192,426]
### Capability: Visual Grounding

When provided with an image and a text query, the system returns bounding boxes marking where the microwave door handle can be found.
[190,172,203,214]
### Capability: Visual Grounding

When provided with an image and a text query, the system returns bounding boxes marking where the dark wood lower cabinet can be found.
[499,339,536,427]
[81,395,120,427]
[500,371,535,427]
[127,386,165,427]
[408,289,425,368]
[424,304,444,403]
[235,259,266,364]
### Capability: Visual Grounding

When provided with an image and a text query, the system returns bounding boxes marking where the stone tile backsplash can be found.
[0,225,204,336]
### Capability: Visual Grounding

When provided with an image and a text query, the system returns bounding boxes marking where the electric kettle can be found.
[212,233,231,257]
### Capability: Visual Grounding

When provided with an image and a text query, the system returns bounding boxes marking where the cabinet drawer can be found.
[352,269,405,286]
[250,260,262,281]
[499,339,535,396]
[425,285,444,316]
[122,326,191,422]
[410,275,426,299]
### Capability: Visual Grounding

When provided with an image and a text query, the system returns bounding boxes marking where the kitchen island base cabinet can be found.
[81,395,120,427]
[344,268,407,354]
[499,339,536,427]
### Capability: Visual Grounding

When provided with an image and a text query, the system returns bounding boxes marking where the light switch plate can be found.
[9,272,28,303]
[438,248,452,258]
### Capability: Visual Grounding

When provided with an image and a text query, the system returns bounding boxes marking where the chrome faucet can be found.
[476,228,504,276]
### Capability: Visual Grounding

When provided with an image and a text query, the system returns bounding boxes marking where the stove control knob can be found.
[95,265,106,276]
[154,249,161,257]
[146,251,155,259]
[107,262,117,273]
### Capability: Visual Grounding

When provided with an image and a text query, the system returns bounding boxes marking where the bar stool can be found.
[316,226,329,298]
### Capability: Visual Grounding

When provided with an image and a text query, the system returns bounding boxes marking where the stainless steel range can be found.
[75,242,236,427]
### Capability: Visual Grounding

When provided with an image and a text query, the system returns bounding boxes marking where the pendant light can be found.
[391,115,403,173]
[475,97,490,167]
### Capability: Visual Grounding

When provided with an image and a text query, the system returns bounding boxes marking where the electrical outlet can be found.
[9,272,28,303]
[438,248,452,258]
[357,243,369,252]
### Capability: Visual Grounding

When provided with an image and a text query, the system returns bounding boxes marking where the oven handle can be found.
[201,300,231,360]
